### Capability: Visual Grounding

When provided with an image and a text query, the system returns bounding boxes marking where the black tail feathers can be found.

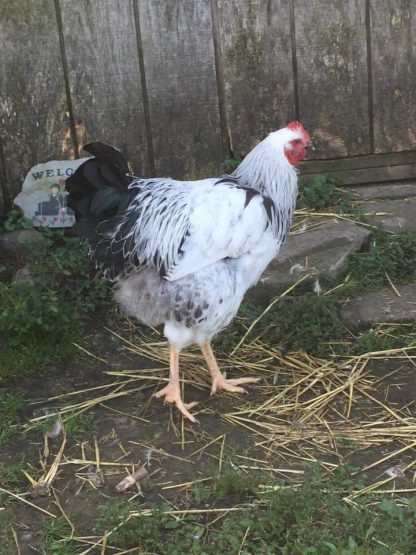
[65,142,134,241]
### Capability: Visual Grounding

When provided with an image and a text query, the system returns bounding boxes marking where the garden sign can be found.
[14,158,89,228]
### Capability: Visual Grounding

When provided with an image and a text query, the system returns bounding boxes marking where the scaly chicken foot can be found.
[154,343,198,422]
[200,341,261,395]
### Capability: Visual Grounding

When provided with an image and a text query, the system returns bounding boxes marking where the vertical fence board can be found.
[371,1,416,153]
[217,0,295,156]
[60,0,148,174]
[295,0,370,158]
[0,0,71,199]
[138,0,223,179]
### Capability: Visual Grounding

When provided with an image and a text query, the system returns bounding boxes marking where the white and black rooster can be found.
[66,122,311,422]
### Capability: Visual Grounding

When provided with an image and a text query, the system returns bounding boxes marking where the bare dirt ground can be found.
[2,318,416,554]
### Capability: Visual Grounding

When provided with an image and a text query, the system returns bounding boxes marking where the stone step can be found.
[358,198,416,233]
[348,182,416,201]
[340,283,416,329]
[249,219,371,302]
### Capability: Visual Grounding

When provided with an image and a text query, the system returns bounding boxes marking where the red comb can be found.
[288,121,304,131]
[287,121,310,141]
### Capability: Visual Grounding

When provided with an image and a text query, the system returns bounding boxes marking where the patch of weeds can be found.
[0,208,33,232]
[0,462,27,488]
[347,230,416,291]
[0,519,16,555]
[64,412,96,437]
[298,174,348,210]
[0,391,25,414]
[0,341,79,378]
[0,421,13,447]
[41,517,79,555]
[26,411,95,438]
[223,155,242,173]
[0,460,42,500]
[97,501,162,549]
[94,465,416,553]
[352,326,413,354]
[186,480,212,505]
[213,467,261,502]
[217,295,348,357]
[0,224,110,380]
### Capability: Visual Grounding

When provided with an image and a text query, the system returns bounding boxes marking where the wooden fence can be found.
[1,0,415,215]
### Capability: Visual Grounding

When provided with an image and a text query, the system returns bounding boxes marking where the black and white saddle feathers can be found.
[66,143,278,282]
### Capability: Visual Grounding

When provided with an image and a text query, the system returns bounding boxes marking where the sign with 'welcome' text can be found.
[14,158,89,227]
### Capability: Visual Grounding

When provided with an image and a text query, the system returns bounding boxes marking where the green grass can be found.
[0,462,27,488]
[93,465,416,554]
[0,520,16,555]
[41,517,80,555]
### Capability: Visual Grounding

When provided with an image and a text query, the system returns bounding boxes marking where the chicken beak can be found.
[305,139,316,151]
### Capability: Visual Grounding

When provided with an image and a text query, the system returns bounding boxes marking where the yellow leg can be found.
[200,341,260,395]
[154,343,198,422]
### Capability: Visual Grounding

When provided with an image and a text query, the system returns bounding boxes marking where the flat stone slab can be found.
[359,199,416,233]
[340,283,416,329]
[348,182,416,201]
[250,219,371,302]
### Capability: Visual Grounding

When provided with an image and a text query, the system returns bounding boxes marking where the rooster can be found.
[66,122,311,422]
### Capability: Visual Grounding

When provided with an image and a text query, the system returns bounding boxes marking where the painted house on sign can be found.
[15,159,89,227]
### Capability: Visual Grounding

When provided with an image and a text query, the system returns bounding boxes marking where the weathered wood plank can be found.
[60,0,148,174]
[0,0,72,200]
[137,0,223,179]
[0,139,8,216]
[300,150,416,174]
[301,163,416,186]
[371,1,416,153]
[217,0,295,156]
[295,0,370,158]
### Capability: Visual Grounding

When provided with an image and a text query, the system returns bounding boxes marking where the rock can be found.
[249,219,371,303]
[0,229,47,262]
[348,182,416,201]
[359,199,416,233]
[0,263,12,282]
[14,157,89,228]
[14,265,34,285]
[340,283,416,330]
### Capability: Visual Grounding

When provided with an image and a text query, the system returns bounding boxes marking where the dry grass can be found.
[3,315,415,552]
[24,323,416,480]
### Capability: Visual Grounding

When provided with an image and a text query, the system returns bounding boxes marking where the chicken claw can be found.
[210,372,261,395]
[154,382,198,423]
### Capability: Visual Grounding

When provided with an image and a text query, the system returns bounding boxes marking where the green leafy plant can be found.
[223,155,242,173]
[299,174,348,210]
[41,517,80,555]
[0,208,33,232]
[347,230,416,290]
[0,227,110,379]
